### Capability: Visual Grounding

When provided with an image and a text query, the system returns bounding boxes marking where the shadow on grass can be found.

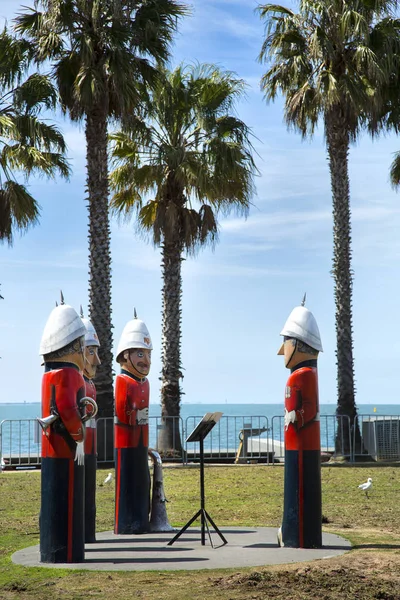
[351,543,400,550]
[245,543,351,550]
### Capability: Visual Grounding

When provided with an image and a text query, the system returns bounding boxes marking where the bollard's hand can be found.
[74,441,85,466]
[284,409,297,430]
[136,407,149,425]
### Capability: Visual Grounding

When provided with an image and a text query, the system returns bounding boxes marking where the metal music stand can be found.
[168,412,227,548]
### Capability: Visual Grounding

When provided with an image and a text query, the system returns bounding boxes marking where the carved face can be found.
[124,348,151,377]
[278,336,318,369]
[283,338,297,368]
[84,345,101,379]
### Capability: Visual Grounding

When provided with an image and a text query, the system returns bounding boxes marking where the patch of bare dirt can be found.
[213,552,400,600]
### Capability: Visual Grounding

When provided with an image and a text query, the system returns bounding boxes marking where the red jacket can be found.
[41,366,85,459]
[84,377,97,456]
[114,372,149,449]
[284,366,320,451]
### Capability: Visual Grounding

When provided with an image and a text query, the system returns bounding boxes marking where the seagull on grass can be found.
[358,477,372,498]
[103,472,112,485]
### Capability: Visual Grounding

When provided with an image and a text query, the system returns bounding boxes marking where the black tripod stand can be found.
[168,413,227,548]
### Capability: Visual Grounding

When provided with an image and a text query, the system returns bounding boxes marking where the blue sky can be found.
[1,0,400,407]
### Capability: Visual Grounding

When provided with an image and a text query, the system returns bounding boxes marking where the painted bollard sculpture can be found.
[114,311,152,534]
[277,300,323,548]
[38,299,97,563]
[80,308,101,543]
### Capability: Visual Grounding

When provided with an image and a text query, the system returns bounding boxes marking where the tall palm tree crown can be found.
[110,64,257,453]
[0,29,69,245]
[15,0,189,433]
[257,0,400,455]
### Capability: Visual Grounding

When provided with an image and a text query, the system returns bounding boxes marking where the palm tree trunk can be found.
[85,107,114,460]
[158,241,183,457]
[325,107,361,458]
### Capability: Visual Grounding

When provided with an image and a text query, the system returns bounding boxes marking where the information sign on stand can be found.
[168,412,227,548]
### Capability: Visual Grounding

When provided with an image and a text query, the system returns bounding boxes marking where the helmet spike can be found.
[60,290,65,305]
[301,293,306,307]
[80,305,84,318]
[133,307,137,319]
[55,301,58,307]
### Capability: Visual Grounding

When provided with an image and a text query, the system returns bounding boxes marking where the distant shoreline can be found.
[0,401,395,406]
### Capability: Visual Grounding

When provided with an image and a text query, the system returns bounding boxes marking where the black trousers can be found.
[282,449,322,548]
[40,457,85,563]
[114,445,150,534]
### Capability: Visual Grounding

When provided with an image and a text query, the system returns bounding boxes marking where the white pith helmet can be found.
[80,307,100,347]
[116,308,153,360]
[40,294,86,355]
[278,303,323,353]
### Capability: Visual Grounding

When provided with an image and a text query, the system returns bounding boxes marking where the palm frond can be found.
[0,28,31,88]
[1,143,69,179]
[390,151,400,188]
[110,186,143,220]
[12,73,58,113]
[198,204,218,246]
[0,181,40,245]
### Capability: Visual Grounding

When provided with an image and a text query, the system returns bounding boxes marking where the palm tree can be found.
[257,0,400,457]
[387,93,400,185]
[15,1,189,455]
[109,64,257,455]
[0,29,69,245]
[390,155,400,186]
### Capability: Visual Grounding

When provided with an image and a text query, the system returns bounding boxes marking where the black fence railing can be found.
[1,414,399,468]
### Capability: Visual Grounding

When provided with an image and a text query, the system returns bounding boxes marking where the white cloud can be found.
[222,208,332,233]
[183,260,313,278]
[179,1,260,45]
[111,222,161,272]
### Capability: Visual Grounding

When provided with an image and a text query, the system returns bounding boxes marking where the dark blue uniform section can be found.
[40,457,85,563]
[282,449,299,548]
[303,450,322,548]
[84,454,97,543]
[115,446,150,534]
[282,449,322,548]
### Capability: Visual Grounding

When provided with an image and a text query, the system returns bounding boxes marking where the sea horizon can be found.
[2,402,400,459]
[0,400,397,405]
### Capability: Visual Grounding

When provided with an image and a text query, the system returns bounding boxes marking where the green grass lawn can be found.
[1,464,400,599]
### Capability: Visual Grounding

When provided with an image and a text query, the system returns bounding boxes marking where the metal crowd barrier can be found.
[1,413,400,469]
[184,415,270,463]
[96,416,185,464]
[0,418,41,468]
[352,414,400,462]
[270,414,353,462]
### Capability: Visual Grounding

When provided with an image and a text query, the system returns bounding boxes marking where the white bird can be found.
[103,472,112,485]
[358,477,373,498]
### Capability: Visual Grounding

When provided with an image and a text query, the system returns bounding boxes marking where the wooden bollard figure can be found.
[38,297,97,563]
[114,310,152,534]
[80,308,101,543]
[277,301,323,548]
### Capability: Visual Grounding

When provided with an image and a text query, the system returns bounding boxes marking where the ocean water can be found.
[1,402,399,458]
[2,401,399,422]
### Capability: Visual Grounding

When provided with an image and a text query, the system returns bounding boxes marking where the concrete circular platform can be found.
[12,527,351,571]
